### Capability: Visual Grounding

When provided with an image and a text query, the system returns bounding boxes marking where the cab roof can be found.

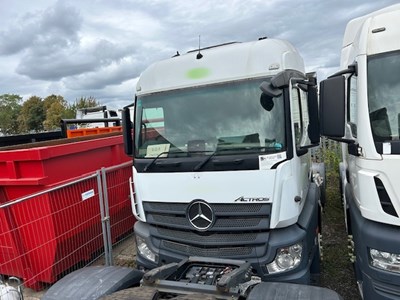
[343,4,400,56]
[136,38,304,95]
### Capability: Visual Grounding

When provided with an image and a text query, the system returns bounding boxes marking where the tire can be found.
[100,287,159,300]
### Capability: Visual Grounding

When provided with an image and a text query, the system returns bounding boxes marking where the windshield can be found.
[368,51,400,142]
[134,78,286,158]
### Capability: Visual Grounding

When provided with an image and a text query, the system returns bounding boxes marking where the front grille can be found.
[145,202,265,214]
[163,240,253,257]
[144,201,271,258]
[143,201,271,231]
[150,214,264,229]
[156,227,259,244]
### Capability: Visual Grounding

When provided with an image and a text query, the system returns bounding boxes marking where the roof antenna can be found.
[196,35,203,59]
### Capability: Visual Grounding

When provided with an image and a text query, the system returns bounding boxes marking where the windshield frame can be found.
[134,77,287,159]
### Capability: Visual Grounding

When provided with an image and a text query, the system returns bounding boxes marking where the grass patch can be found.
[319,149,360,300]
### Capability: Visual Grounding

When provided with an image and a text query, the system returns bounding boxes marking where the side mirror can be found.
[319,76,346,138]
[122,106,133,156]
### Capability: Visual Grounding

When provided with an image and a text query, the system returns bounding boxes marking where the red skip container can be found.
[0,134,135,289]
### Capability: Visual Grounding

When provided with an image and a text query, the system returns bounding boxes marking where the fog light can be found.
[370,248,400,273]
[267,243,302,274]
[136,235,158,263]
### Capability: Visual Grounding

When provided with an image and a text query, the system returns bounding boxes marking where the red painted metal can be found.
[0,135,134,289]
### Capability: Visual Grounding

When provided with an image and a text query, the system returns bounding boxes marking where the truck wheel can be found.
[100,287,159,300]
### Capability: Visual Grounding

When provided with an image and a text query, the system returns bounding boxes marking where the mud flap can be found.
[42,266,143,300]
[247,282,343,300]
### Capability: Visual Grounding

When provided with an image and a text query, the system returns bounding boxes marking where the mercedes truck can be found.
[122,38,324,284]
[319,4,400,299]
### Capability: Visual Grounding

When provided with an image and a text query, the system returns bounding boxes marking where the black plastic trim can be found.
[134,152,282,173]
[374,140,400,155]
[283,88,294,160]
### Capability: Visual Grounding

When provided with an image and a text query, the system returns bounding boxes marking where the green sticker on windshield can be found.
[186,68,210,79]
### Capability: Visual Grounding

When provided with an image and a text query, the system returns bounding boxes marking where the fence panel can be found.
[0,173,103,290]
[101,162,136,266]
[0,161,135,293]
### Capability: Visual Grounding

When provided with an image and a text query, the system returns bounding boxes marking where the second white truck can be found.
[320,4,400,299]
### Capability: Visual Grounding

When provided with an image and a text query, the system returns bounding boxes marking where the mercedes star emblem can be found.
[187,200,214,231]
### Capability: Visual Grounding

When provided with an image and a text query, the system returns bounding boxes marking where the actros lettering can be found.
[234,196,269,202]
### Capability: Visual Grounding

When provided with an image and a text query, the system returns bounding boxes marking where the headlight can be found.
[369,248,400,273]
[136,235,158,263]
[267,243,302,274]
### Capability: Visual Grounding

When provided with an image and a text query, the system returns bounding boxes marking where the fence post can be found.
[97,170,111,266]
[101,167,113,266]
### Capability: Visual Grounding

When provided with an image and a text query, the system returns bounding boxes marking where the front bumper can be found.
[134,221,315,284]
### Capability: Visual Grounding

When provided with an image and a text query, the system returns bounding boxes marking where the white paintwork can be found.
[131,39,312,234]
[133,158,304,229]
[341,5,400,225]
[136,39,304,95]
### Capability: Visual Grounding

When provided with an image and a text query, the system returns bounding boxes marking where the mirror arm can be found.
[328,63,357,78]
[329,137,355,144]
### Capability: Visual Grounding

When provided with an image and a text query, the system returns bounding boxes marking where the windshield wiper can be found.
[192,145,283,172]
[143,149,184,172]
[193,150,217,171]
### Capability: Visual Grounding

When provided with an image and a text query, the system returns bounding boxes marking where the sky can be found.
[0,0,399,110]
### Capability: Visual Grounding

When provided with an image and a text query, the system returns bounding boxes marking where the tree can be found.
[18,96,45,133]
[43,95,74,130]
[0,94,22,135]
[71,96,101,112]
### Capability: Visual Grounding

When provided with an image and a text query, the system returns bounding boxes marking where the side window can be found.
[348,75,357,137]
[291,86,311,148]
[142,107,165,141]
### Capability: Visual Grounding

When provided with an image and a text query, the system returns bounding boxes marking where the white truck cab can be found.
[122,38,324,284]
[320,4,400,299]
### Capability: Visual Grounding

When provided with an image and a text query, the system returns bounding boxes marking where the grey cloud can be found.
[63,58,139,90]
[0,16,40,55]
[16,51,96,80]
[2,0,400,106]
[0,1,81,56]
[39,1,82,38]
[13,2,134,81]
[15,39,133,81]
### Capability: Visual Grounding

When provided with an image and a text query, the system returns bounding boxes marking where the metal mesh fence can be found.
[0,162,135,294]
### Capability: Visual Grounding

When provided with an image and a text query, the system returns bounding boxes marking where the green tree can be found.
[0,94,22,135]
[43,94,73,130]
[43,94,64,111]
[18,96,45,133]
[71,96,101,112]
